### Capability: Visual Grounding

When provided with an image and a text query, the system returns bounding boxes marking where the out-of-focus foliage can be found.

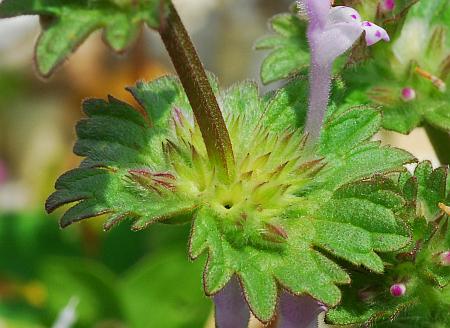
[0,212,211,328]
[121,250,210,328]
[255,11,309,84]
[0,0,162,76]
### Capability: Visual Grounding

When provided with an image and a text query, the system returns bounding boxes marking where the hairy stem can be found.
[424,124,450,165]
[305,62,332,140]
[159,2,235,180]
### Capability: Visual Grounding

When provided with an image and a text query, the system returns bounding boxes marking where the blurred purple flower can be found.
[277,293,326,328]
[298,0,390,137]
[380,0,396,12]
[214,276,250,328]
[214,277,327,328]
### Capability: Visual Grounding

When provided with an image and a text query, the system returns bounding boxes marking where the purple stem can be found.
[276,293,324,328]
[214,276,250,328]
[305,61,332,140]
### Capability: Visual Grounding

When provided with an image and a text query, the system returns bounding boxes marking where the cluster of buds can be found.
[128,169,176,194]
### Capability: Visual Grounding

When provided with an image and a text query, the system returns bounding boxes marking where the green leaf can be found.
[316,141,415,191]
[334,176,405,212]
[447,173,450,200]
[382,102,423,134]
[46,167,196,230]
[127,76,191,130]
[46,76,198,230]
[0,0,162,76]
[220,80,264,155]
[315,197,409,272]
[424,102,450,132]
[48,76,416,322]
[255,13,309,84]
[261,76,309,132]
[399,171,418,203]
[316,106,416,189]
[319,106,382,156]
[76,96,165,168]
[414,161,448,220]
[189,207,350,322]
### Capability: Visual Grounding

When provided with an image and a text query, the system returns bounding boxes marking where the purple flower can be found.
[214,277,326,328]
[298,0,390,137]
[277,293,325,328]
[380,0,396,12]
[213,276,250,328]
[361,20,390,46]
[298,1,389,65]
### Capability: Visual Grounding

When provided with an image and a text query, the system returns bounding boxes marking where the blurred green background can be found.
[0,1,292,327]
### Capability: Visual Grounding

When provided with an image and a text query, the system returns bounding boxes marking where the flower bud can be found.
[401,87,416,102]
[380,0,395,12]
[440,251,450,266]
[390,283,406,297]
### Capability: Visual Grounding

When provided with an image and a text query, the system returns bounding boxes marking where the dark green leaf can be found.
[315,197,409,272]
[255,13,309,84]
[262,76,309,132]
[424,102,450,132]
[415,161,448,220]
[316,142,415,191]
[382,103,423,134]
[319,106,382,156]
[0,0,162,76]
